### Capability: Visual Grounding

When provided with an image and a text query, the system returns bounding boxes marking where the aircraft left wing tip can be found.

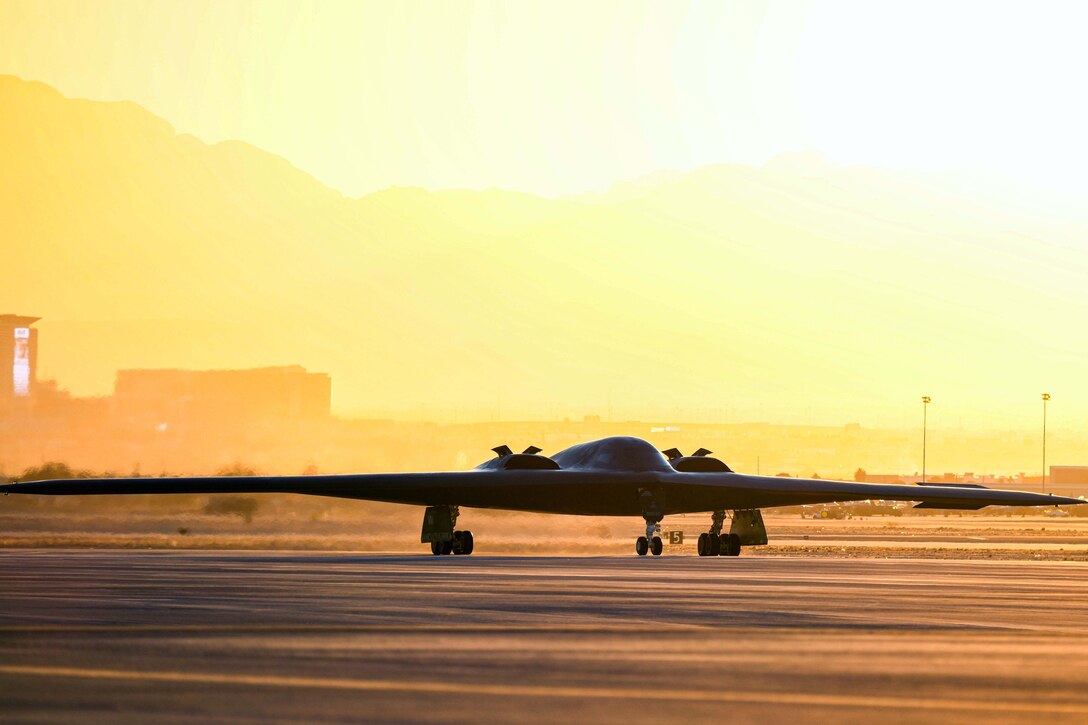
[914,501,988,510]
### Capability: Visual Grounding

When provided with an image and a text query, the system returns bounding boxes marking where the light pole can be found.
[921,396,931,483]
[1042,393,1050,493]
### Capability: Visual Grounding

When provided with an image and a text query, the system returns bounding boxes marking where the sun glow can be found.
[1,1,1086,452]
[3,1,1087,200]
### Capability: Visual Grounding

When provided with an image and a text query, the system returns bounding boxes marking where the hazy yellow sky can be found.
[3,0,1087,198]
[3,1,1088,450]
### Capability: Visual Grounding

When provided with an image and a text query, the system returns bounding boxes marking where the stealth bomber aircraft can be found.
[4,436,1079,556]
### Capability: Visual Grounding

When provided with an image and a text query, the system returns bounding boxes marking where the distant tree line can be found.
[6,461,265,523]
[11,461,264,483]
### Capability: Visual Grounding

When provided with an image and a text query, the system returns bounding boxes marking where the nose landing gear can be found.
[635,489,666,556]
[635,519,664,556]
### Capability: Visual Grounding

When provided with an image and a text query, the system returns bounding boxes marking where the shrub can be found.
[17,462,93,482]
[203,496,260,523]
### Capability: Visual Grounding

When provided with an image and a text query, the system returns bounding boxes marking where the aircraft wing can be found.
[0,471,660,514]
[4,469,1081,516]
[673,472,1082,511]
[2,472,479,498]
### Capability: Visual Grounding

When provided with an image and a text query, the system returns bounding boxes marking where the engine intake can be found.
[500,454,560,470]
[478,444,560,470]
[662,447,734,473]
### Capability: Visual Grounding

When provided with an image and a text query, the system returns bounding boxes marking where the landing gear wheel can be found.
[651,536,663,556]
[709,533,722,556]
[421,506,461,556]
[635,536,649,556]
[720,533,741,556]
[697,532,709,556]
[452,530,474,555]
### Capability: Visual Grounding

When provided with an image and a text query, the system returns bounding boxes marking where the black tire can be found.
[697,532,709,556]
[727,533,741,556]
[430,541,443,556]
[451,530,464,555]
[635,536,649,556]
[457,530,474,555]
[651,536,663,556]
[441,540,453,555]
[710,533,722,556]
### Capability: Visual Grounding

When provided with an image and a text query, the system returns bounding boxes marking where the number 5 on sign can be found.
[668,531,683,545]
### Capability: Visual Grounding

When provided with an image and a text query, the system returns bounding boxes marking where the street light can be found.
[921,396,932,483]
[1042,393,1051,494]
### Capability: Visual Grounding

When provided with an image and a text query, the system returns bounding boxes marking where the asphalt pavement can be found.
[1,550,1086,723]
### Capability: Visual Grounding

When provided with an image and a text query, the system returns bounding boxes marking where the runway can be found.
[1,551,1087,723]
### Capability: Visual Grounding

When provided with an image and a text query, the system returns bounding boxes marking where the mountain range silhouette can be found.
[2,74,1085,423]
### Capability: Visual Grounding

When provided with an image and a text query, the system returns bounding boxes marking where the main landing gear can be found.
[697,532,741,556]
[696,510,742,557]
[430,530,474,556]
[421,505,475,556]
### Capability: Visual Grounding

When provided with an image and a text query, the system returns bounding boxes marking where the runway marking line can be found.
[3,623,1086,636]
[0,623,709,634]
[0,664,1085,714]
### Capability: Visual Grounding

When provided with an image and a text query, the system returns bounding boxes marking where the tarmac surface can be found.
[1,550,1087,724]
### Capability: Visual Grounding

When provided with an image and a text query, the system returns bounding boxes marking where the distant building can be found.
[861,473,907,485]
[113,365,331,429]
[1050,467,1088,499]
[0,314,39,406]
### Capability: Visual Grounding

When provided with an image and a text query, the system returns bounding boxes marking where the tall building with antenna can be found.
[0,314,40,406]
